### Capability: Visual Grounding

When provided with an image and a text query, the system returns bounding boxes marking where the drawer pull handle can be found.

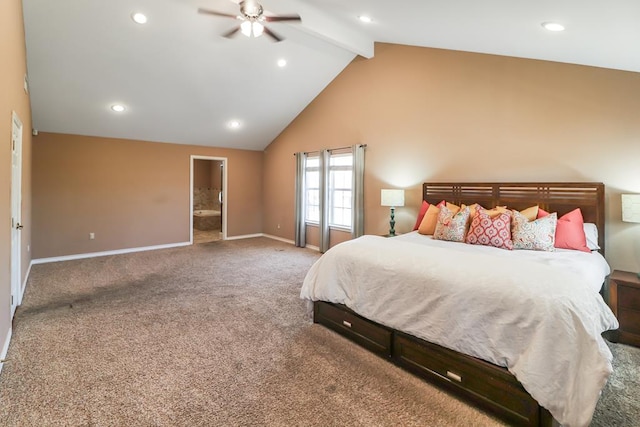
[342,320,352,328]
[446,371,462,382]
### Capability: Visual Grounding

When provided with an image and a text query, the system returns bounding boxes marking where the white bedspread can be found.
[300,232,619,427]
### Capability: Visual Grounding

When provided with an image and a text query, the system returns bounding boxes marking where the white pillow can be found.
[583,223,600,250]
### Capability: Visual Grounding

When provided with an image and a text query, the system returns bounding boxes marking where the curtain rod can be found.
[293,144,367,156]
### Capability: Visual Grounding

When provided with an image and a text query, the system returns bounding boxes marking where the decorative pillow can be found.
[464,203,481,219]
[433,205,470,242]
[511,210,557,251]
[539,208,590,252]
[413,201,430,231]
[479,205,509,218]
[465,209,513,250]
[445,202,461,214]
[417,200,448,235]
[583,223,600,250]
[519,205,539,222]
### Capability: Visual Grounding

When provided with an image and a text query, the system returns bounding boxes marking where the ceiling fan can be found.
[198,0,301,42]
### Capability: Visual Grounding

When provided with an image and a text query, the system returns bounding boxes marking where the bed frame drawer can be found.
[393,332,540,426]
[314,301,392,357]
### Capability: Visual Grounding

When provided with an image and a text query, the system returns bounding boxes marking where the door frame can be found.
[10,111,23,316]
[190,155,228,243]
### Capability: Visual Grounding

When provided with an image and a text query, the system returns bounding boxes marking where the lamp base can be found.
[388,207,396,236]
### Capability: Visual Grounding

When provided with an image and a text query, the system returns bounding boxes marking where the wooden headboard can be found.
[423,182,605,254]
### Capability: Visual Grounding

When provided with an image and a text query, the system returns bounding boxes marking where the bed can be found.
[300,182,619,427]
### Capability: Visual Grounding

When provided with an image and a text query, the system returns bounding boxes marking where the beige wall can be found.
[1,0,33,349]
[193,159,213,188]
[263,43,640,271]
[32,133,262,259]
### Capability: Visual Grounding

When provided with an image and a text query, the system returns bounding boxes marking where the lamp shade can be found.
[622,194,640,223]
[381,189,405,207]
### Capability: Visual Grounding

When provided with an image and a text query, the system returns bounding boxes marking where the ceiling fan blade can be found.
[222,26,241,38]
[197,8,238,19]
[264,15,301,23]
[263,26,283,42]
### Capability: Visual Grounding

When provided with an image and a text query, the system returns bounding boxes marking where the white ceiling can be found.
[22,0,640,151]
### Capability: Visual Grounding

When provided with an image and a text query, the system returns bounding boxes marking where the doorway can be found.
[10,112,23,316]
[190,156,227,244]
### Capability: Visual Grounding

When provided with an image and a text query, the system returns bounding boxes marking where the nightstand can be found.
[609,270,640,347]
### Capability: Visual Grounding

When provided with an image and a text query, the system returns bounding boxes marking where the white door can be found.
[10,112,23,316]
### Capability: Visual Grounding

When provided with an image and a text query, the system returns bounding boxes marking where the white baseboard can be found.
[225,233,264,241]
[30,235,318,266]
[32,241,192,265]
[19,260,33,305]
[262,234,295,245]
[0,327,12,376]
[262,234,319,252]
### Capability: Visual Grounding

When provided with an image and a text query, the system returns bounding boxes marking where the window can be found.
[304,152,354,230]
[305,157,320,223]
[329,153,352,228]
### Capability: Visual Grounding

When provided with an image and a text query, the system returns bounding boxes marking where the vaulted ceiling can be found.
[22,0,640,151]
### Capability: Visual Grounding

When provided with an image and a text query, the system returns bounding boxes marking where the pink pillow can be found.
[556,208,590,252]
[538,208,589,252]
[465,209,513,250]
[413,201,430,231]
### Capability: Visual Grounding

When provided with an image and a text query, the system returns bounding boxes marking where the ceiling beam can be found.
[265,0,375,58]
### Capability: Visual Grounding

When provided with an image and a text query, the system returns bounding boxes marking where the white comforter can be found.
[300,232,619,427]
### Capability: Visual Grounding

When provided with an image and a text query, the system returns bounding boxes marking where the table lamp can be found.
[381,189,405,236]
[622,194,640,278]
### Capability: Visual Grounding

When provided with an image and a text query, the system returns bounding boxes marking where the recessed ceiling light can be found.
[541,22,565,32]
[111,104,126,112]
[132,12,148,24]
[228,120,241,129]
[358,15,372,23]
[277,59,287,68]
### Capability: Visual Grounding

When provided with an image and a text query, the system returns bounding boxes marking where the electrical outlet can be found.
[27,244,30,252]
[89,232,95,240]
[277,223,281,229]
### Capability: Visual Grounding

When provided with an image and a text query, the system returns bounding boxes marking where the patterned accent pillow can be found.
[465,209,513,250]
[433,205,470,242]
[511,210,557,251]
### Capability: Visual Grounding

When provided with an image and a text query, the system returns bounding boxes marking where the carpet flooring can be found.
[0,237,638,426]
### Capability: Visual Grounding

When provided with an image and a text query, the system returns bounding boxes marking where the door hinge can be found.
[11,217,14,228]
[11,295,14,305]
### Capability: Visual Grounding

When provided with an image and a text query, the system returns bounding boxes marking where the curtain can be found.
[319,149,330,253]
[351,144,365,238]
[294,152,306,247]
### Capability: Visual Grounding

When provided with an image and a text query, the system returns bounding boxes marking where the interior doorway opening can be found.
[10,111,24,316]
[190,156,227,244]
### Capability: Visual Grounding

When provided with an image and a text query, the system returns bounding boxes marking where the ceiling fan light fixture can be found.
[253,21,264,37]
[241,21,252,37]
[241,20,264,37]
